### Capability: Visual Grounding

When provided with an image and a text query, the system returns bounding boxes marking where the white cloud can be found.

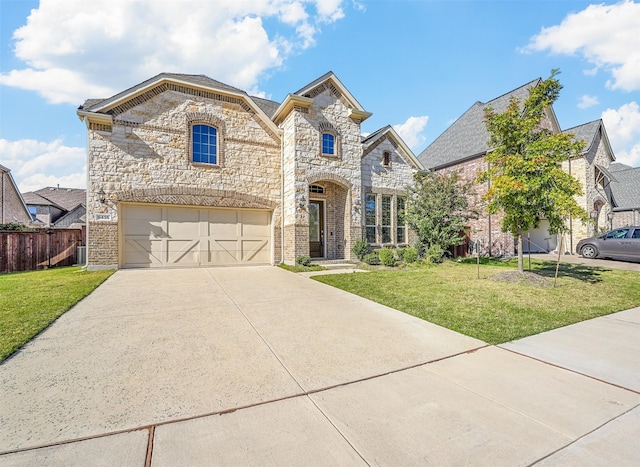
[0,138,86,192]
[524,1,640,91]
[393,115,429,152]
[601,101,640,166]
[577,94,599,109]
[0,0,346,104]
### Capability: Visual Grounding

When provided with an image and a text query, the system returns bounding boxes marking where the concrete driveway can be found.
[1,266,639,466]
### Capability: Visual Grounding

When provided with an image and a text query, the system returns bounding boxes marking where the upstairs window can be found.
[322,132,335,156]
[192,124,217,164]
[382,151,391,167]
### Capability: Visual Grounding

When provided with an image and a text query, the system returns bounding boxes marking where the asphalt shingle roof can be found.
[23,187,86,211]
[81,73,248,112]
[417,79,541,170]
[563,120,601,152]
[610,166,640,210]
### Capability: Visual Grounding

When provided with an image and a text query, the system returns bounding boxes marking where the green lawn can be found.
[313,260,640,344]
[0,267,114,362]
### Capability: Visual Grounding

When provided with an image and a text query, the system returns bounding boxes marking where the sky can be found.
[1,0,640,192]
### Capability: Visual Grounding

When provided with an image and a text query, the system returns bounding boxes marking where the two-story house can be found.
[78,72,422,269]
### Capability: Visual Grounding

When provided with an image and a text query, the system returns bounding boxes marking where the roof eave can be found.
[272,94,313,125]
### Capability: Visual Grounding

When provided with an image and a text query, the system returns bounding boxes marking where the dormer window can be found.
[382,151,391,167]
[322,132,336,156]
[192,124,218,165]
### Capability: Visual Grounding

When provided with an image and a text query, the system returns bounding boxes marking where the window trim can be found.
[321,131,337,157]
[382,151,392,168]
[364,192,409,246]
[186,113,226,167]
[191,124,218,165]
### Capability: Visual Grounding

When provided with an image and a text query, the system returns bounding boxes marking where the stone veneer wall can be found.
[362,135,419,247]
[280,85,364,263]
[86,89,282,267]
[562,131,614,251]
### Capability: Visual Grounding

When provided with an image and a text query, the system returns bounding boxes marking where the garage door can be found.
[523,219,557,253]
[121,204,271,268]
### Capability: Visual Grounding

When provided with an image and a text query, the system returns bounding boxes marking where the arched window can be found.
[321,132,335,156]
[192,124,218,164]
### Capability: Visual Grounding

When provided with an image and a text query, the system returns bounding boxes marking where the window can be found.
[632,229,640,239]
[382,151,391,167]
[192,124,217,164]
[365,194,376,243]
[309,184,325,194]
[322,133,335,156]
[28,206,37,216]
[396,197,406,243]
[381,195,392,243]
[605,228,630,239]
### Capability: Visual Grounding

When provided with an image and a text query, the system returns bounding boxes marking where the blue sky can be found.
[2,0,640,191]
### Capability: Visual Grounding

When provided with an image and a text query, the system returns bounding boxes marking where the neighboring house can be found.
[0,164,32,225]
[78,72,422,269]
[22,187,86,229]
[608,163,640,228]
[418,79,616,256]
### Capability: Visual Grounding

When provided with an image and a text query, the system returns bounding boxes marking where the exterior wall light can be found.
[98,189,106,204]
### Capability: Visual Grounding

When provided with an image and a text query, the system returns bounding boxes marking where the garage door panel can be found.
[122,205,271,268]
[124,238,164,266]
[166,208,200,237]
[166,240,200,265]
[242,240,269,262]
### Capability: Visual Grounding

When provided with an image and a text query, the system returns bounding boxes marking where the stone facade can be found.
[80,72,420,268]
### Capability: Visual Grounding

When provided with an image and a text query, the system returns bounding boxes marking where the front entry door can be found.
[309,200,324,258]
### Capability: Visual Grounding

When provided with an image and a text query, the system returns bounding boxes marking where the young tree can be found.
[405,170,477,261]
[478,70,588,273]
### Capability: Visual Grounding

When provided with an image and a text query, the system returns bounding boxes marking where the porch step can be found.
[311,260,358,270]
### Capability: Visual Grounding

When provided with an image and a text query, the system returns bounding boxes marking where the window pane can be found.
[309,203,320,242]
[192,124,217,164]
[365,193,376,243]
[322,133,335,155]
[381,195,391,243]
[397,197,406,243]
[366,226,376,243]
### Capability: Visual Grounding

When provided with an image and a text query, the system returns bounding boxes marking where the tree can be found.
[405,170,477,261]
[478,70,588,273]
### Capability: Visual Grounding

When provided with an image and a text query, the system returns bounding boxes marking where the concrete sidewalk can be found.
[1,267,638,466]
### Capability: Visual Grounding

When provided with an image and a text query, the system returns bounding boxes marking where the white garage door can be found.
[523,219,557,253]
[121,204,271,268]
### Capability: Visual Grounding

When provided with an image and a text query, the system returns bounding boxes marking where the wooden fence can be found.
[0,228,85,273]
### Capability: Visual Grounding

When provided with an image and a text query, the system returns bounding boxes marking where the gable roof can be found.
[78,73,281,137]
[362,125,423,169]
[273,71,372,125]
[0,164,32,223]
[610,166,640,211]
[23,187,86,211]
[563,119,615,163]
[418,79,542,170]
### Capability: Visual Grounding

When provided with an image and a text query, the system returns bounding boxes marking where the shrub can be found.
[425,245,445,264]
[0,223,30,231]
[402,246,419,264]
[362,251,380,265]
[295,255,312,267]
[396,247,406,261]
[352,238,370,261]
[378,247,396,267]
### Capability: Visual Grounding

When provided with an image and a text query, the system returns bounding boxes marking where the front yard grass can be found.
[0,267,114,362]
[313,260,640,344]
